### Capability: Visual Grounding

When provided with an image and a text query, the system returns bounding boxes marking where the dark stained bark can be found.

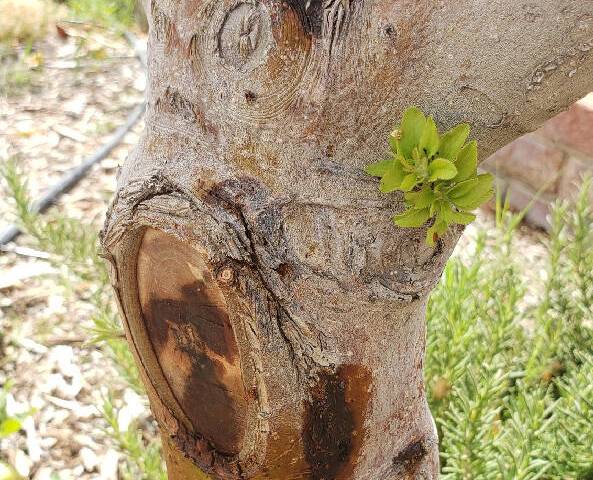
[102,1,593,478]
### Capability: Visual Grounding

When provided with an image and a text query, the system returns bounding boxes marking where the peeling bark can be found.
[102,1,593,478]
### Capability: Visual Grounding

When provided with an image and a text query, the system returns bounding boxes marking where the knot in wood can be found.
[218,2,271,71]
[217,266,236,285]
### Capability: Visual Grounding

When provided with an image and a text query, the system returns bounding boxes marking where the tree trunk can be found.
[101,1,593,478]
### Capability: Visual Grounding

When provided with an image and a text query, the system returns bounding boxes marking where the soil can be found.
[0,22,154,480]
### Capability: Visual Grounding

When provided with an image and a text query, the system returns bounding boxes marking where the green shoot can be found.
[366,107,494,246]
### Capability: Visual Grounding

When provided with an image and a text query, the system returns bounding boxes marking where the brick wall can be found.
[483,93,593,229]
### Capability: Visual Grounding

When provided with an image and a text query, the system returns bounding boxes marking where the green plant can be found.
[67,0,135,28]
[1,157,106,283]
[0,61,34,96]
[0,381,27,480]
[101,393,166,480]
[0,44,43,96]
[4,156,593,478]
[1,159,162,478]
[366,107,494,245]
[427,178,593,479]
[0,382,23,440]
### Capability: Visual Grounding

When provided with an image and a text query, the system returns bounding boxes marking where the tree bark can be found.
[101,1,593,479]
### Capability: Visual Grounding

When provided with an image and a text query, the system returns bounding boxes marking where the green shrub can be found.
[67,0,135,28]
[1,158,157,478]
[427,177,593,479]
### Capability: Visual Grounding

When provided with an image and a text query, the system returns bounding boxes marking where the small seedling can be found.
[366,106,494,245]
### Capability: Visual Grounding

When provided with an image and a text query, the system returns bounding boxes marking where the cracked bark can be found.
[101,1,593,478]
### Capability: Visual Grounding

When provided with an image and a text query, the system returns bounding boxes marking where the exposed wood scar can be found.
[137,228,248,456]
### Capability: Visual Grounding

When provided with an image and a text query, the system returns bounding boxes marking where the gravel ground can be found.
[0,24,154,480]
[0,21,551,480]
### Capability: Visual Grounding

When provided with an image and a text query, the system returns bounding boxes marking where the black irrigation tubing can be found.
[0,32,147,248]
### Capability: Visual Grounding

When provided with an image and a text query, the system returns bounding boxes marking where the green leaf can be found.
[399,107,427,159]
[405,186,435,209]
[436,200,453,220]
[388,130,400,153]
[393,207,431,228]
[452,210,477,225]
[449,173,494,210]
[419,116,439,158]
[399,173,418,192]
[439,123,470,161]
[447,177,479,200]
[426,218,448,246]
[415,153,428,180]
[454,140,478,182]
[454,190,493,211]
[442,206,477,225]
[379,161,406,193]
[0,418,21,438]
[429,199,440,217]
[428,158,458,182]
[365,159,393,177]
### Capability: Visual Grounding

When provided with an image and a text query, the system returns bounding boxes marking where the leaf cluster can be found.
[366,106,494,245]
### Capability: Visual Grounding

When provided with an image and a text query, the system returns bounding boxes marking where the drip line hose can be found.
[0,31,147,247]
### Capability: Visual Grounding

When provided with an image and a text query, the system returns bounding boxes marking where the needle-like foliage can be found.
[427,178,593,479]
[1,158,162,478]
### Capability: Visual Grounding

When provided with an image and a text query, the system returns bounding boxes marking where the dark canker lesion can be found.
[303,364,372,480]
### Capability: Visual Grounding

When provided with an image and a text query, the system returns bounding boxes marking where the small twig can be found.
[0,244,51,259]
[44,336,88,346]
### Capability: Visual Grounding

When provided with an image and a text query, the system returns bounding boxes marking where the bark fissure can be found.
[284,0,355,39]
[234,207,334,377]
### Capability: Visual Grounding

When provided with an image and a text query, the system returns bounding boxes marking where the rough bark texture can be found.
[101,1,593,479]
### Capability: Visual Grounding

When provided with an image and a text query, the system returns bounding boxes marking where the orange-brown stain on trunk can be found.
[303,364,372,480]
[137,229,248,456]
